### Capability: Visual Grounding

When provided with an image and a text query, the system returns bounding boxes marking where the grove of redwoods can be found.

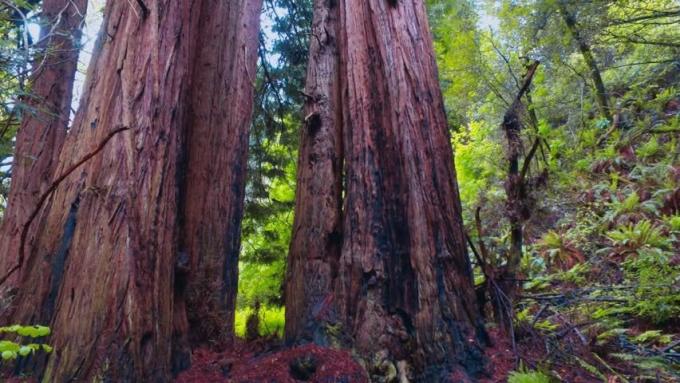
[0,0,678,382]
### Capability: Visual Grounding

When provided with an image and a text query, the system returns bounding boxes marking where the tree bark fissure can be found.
[0,0,88,290]
[1,1,261,381]
[286,0,487,379]
[285,0,344,345]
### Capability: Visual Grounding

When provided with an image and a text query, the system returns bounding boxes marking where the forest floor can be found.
[175,340,368,383]
[173,329,603,383]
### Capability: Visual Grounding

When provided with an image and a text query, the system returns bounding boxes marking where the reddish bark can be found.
[286,0,487,378]
[284,0,343,344]
[181,0,262,346]
[337,0,485,377]
[1,0,260,380]
[0,0,87,290]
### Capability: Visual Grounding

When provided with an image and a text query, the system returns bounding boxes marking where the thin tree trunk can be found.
[0,0,87,290]
[284,0,343,344]
[558,1,612,122]
[499,62,539,322]
[2,0,260,380]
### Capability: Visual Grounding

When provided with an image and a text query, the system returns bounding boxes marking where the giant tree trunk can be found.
[0,0,87,290]
[181,0,262,346]
[284,0,343,344]
[2,0,260,381]
[337,0,485,377]
[286,0,486,379]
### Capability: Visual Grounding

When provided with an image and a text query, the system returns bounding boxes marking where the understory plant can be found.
[0,325,52,361]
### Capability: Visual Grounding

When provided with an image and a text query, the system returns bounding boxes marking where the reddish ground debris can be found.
[478,327,616,383]
[179,331,520,383]
[478,328,516,383]
[175,341,368,383]
[178,332,518,383]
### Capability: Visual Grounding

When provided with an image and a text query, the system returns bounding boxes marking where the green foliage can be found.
[452,120,504,208]
[636,137,660,159]
[0,325,52,360]
[632,330,672,345]
[507,367,551,383]
[573,356,607,382]
[606,220,670,251]
[238,0,311,314]
[622,248,680,324]
[234,306,285,339]
[610,352,676,379]
[662,214,680,232]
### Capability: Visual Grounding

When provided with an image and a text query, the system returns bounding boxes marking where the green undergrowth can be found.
[482,105,680,380]
[0,325,52,361]
[508,366,552,383]
[234,305,285,339]
[450,30,680,379]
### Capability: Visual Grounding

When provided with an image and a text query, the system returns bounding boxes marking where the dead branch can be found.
[0,127,130,288]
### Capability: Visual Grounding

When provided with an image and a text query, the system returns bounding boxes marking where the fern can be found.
[508,367,552,383]
[607,220,670,251]
[574,356,606,381]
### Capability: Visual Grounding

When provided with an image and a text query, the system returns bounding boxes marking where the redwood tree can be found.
[1,0,261,380]
[286,0,486,379]
[0,0,87,289]
[181,0,262,346]
[284,0,343,344]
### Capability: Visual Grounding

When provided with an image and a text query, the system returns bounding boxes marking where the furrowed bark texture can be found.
[2,0,260,381]
[337,0,484,376]
[284,0,343,344]
[182,0,262,345]
[0,0,87,290]
[286,0,486,378]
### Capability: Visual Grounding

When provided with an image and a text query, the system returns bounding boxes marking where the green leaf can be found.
[18,346,32,356]
[16,325,50,338]
[1,350,17,360]
[0,340,20,353]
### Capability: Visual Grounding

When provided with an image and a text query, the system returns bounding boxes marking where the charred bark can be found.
[287,0,487,379]
[2,0,261,380]
[284,0,343,345]
[337,0,485,377]
[0,0,87,291]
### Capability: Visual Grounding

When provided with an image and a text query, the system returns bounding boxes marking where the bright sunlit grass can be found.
[234,305,285,339]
